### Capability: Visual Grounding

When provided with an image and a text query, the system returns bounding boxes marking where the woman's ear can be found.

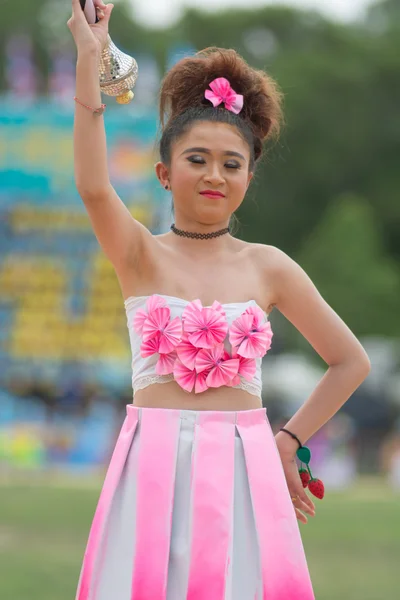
[246,170,254,190]
[155,161,170,189]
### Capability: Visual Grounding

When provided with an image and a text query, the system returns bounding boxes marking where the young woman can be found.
[68,1,371,598]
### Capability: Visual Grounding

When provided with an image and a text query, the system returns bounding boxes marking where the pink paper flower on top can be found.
[195,343,240,388]
[132,294,167,335]
[176,332,201,370]
[158,349,178,375]
[133,294,183,375]
[194,370,211,394]
[174,332,214,394]
[182,299,228,349]
[174,331,210,393]
[227,346,257,387]
[173,358,196,392]
[173,358,211,394]
[229,304,273,358]
[140,334,178,375]
[141,306,182,354]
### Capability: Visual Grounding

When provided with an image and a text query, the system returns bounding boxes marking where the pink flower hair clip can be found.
[204,77,244,115]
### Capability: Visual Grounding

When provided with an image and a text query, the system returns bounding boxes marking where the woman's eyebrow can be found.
[181,147,245,161]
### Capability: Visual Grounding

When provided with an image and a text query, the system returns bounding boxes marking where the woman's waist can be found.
[132,380,263,412]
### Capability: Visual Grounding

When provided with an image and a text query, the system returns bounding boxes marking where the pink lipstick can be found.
[200,190,225,199]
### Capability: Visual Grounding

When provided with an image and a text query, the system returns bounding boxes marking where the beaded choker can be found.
[170,223,231,240]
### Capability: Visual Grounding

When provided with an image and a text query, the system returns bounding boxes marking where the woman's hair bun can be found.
[159,47,284,143]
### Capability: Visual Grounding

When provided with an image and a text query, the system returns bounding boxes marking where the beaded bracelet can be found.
[74,96,106,116]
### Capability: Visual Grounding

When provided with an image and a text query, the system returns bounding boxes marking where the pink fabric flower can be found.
[140,334,178,375]
[142,307,182,354]
[182,300,228,349]
[194,370,210,394]
[140,333,161,358]
[135,294,183,375]
[196,344,240,388]
[182,299,226,321]
[156,350,178,375]
[227,374,241,387]
[173,358,212,394]
[132,295,167,335]
[176,332,201,370]
[173,358,197,393]
[227,346,257,386]
[229,305,273,358]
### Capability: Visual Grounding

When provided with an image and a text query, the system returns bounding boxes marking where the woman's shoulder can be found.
[246,242,290,273]
[248,243,303,295]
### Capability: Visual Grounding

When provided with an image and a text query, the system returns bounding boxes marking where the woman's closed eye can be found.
[187,156,241,169]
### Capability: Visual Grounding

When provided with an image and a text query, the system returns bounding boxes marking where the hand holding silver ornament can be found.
[68,0,138,104]
[68,0,123,202]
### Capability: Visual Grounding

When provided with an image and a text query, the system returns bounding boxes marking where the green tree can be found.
[297,193,400,338]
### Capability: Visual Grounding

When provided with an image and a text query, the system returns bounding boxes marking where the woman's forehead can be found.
[173,122,250,155]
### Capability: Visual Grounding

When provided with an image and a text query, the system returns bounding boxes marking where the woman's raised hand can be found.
[68,0,114,56]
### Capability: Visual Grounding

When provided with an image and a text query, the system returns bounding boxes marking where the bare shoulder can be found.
[237,243,282,313]
[252,244,371,368]
[251,243,318,285]
[248,243,287,290]
[250,243,286,271]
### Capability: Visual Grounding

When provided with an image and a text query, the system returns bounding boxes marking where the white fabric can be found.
[124,295,265,399]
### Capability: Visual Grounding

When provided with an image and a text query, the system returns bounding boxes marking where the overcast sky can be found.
[129,0,374,28]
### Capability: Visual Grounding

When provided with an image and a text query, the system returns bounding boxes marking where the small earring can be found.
[165,185,169,190]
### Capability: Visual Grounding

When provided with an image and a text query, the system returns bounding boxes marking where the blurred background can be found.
[0,0,399,598]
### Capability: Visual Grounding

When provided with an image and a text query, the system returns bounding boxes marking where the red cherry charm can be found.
[308,478,325,499]
[299,468,311,488]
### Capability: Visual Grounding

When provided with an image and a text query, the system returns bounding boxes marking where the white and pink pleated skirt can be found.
[75,405,315,600]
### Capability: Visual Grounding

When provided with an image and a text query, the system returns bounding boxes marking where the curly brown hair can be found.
[159,47,284,169]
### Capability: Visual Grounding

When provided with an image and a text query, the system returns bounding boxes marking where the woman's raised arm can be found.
[68,0,151,270]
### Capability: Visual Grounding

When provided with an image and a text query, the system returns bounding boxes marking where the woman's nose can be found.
[204,165,225,184]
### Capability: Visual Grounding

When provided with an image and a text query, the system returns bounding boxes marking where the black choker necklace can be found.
[170,223,231,240]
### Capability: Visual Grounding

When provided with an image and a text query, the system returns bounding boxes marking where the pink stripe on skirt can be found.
[130,408,181,599]
[237,409,316,599]
[75,405,315,600]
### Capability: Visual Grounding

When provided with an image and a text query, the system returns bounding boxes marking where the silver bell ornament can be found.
[80,0,138,104]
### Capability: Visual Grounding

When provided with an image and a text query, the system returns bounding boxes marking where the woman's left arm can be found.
[266,246,371,455]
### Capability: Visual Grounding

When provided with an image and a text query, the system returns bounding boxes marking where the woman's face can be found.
[156,121,253,228]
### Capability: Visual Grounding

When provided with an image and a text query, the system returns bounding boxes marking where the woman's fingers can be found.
[71,0,84,17]
[296,486,316,513]
[293,499,310,524]
[70,0,106,10]
[95,3,113,24]
[280,457,316,524]
[71,0,108,22]
[94,0,107,19]
[295,507,308,524]
[300,496,315,515]
[291,490,316,523]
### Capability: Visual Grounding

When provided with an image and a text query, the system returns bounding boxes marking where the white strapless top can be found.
[124,294,273,399]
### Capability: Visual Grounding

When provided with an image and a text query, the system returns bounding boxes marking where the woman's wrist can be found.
[275,430,300,459]
[77,46,101,64]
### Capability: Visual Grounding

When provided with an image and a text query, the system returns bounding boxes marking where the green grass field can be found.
[0,475,398,599]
